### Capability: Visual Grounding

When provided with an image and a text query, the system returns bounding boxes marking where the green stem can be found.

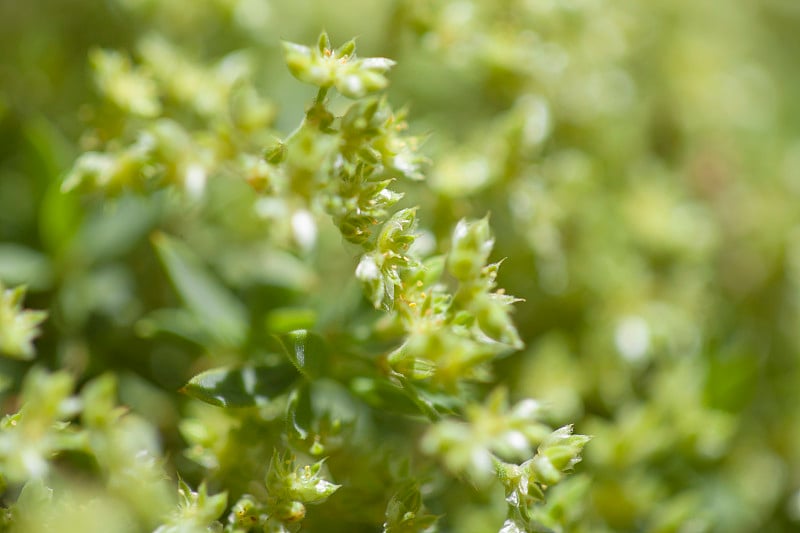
[315,86,329,104]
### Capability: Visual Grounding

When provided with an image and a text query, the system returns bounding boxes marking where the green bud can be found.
[543,445,582,471]
[317,32,331,55]
[339,213,377,244]
[359,69,391,93]
[495,461,522,485]
[526,426,590,486]
[448,217,495,281]
[231,495,260,527]
[475,298,523,348]
[531,454,561,486]
[340,221,372,245]
[378,208,418,254]
[335,39,356,59]
[264,141,287,165]
[286,460,341,504]
[281,42,326,87]
[309,439,325,456]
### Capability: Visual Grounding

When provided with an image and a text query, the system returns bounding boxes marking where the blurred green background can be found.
[3,0,800,531]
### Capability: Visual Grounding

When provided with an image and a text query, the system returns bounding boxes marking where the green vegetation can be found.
[2,0,800,531]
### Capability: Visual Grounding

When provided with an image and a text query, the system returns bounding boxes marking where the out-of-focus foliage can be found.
[0,283,47,360]
[2,0,800,531]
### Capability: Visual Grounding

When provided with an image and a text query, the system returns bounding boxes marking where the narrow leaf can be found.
[153,232,248,347]
[286,384,312,441]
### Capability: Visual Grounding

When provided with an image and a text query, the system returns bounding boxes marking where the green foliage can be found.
[3,0,800,531]
[0,283,47,360]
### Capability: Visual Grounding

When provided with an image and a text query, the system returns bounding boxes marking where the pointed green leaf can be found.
[335,39,356,59]
[181,365,297,407]
[317,31,331,55]
[275,329,329,379]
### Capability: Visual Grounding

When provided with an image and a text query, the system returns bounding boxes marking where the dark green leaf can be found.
[181,365,298,407]
[286,384,312,441]
[394,375,461,420]
[349,377,424,417]
[275,329,329,379]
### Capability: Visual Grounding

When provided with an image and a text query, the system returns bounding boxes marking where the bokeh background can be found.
[3,0,800,531]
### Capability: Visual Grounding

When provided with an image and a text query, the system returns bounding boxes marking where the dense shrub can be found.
[2,1,800,531]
